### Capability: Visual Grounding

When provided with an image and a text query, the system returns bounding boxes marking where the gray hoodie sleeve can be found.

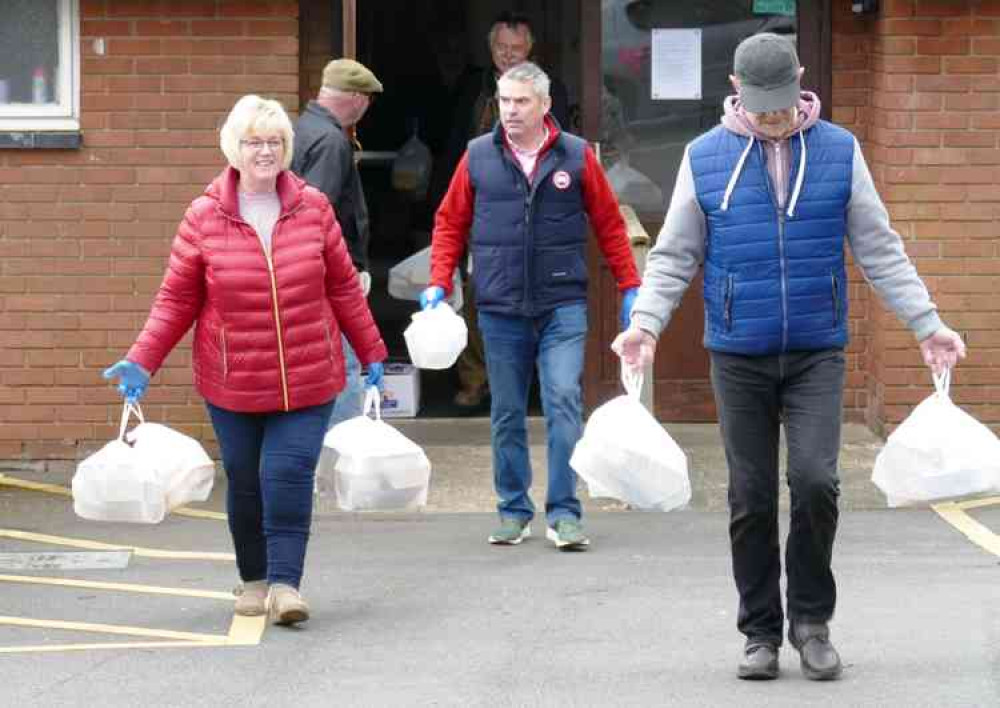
[630,147,706,338]
[846,138,943,341]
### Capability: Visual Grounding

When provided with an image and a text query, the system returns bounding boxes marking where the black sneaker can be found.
[738,642,780,680]
[789,622,843,681]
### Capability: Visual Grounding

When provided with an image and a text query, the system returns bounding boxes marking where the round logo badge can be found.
[552,170,571,190]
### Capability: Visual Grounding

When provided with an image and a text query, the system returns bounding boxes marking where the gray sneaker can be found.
[546,518,590,551]
[488,518,531,545]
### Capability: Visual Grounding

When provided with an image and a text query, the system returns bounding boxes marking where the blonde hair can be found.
[219,95,295,171]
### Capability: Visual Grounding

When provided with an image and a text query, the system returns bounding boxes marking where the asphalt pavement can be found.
[0,420,998,707]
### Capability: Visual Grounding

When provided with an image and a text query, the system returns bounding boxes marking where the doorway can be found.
[350,0,582,417]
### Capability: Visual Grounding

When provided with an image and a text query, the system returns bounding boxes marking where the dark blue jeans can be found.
[710,349,844,646]
[478,304,587,526]
[207,399,334,589]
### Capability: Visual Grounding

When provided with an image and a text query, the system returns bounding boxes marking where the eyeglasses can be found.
[240,138,283,152]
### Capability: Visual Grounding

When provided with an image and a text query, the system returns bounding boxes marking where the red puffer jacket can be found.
[126,167,387,413]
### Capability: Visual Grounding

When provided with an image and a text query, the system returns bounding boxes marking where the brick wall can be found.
[0,0,299,464]
[833,0,1000,435]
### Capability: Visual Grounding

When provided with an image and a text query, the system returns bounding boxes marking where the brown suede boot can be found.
[268,584,310,626]
[233,580,268,616]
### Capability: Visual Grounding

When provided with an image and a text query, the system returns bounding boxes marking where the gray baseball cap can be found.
[733,33,800,113]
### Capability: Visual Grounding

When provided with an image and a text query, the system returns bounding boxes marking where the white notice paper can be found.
[651,28,702,100]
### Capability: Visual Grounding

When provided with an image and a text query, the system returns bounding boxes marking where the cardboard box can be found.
[380,362,420,418]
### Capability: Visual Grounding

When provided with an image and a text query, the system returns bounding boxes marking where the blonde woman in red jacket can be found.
[104,95,388,626]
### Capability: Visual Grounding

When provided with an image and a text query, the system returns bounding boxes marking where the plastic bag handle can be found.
[362,386,382,421]
[932,368,951,398]
[117,401,145,441]
[620,362,643,399]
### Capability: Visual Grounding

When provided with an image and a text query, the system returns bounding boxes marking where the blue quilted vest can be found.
[466,125,588,317]
[689,120,854,355]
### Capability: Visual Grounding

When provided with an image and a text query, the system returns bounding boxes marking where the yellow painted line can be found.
[0,474,227,521]
[0,529,235,562]
[953,495,1000,511]
[932,501,1000,557]
[0,615,224,643]
[226,614,268,646]
[0,573,234,601]
[0,640,233,654]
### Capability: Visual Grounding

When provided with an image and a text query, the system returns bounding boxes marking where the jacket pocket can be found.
[724,273,735,332]
[219,326,229,382]
[324,322,337,365]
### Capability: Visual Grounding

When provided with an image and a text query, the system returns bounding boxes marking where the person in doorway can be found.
[439,10,572,412]
[292,58,384,428]
[422,62,640,551]
[104,95,388,626]
[613,34,966,680]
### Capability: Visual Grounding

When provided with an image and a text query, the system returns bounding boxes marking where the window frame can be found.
[0,0,80,132]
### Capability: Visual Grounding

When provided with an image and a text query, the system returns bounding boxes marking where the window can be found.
[0,0,80,132]
[601,0,797,216]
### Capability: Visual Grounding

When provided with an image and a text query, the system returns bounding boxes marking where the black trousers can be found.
[710,348,845,646]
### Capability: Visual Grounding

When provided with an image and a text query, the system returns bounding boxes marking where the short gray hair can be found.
[219,95,295,172]
[487,14,534,51]
[498,62,550,99]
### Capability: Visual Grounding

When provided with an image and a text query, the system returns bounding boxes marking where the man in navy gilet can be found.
[614,34,965,681]
[423,62,641,551]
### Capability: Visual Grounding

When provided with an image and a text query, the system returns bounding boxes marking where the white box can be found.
[380,362,420,418]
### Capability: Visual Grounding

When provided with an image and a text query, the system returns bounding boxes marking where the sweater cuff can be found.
[631,312,665,340]
[911,310,944,342]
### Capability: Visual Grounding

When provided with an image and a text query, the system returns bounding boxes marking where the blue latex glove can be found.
[620,287,639,331]
[365,362,385,392]
[419,286,445,310]
[103,360,150,404]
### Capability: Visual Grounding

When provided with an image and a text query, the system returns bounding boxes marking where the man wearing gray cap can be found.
[293,58,383,427]
[614,33,965,681]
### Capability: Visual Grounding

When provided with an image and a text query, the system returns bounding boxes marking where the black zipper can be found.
[724,273,734,332]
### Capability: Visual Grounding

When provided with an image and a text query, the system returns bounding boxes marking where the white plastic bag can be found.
[872,370,1000,507]
[570,368,691,511]
[128,420,216,511]
[73,403,167,523]
[387,246,463,311]
[391,131,433,200]
[316,388,431,511]
[404,302,468,370]
[72,403,216,523]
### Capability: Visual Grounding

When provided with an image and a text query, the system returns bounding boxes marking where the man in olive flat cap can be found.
[614,32,965,682]
[292,58,384,428]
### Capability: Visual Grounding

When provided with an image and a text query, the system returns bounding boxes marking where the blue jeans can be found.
[478,304,587,526]
[328,336,363,429]
[207,399,334,589]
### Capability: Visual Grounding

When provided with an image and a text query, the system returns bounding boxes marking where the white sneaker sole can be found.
[546,527,590,550]
[488,524,531,545]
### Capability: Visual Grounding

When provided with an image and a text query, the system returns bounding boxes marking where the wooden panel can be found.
[584,218,714,422]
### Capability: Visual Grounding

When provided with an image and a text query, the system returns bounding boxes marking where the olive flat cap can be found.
[322,58,383,94]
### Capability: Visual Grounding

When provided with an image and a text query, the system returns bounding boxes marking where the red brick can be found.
[190,19,246,37]
[945,93,999,110]
[945,57,998,74]
[914,113,969,130]
[972,37,1000,54]
[875,37,916,55]
[82,19,133,36]
[135,57,189,74]
[135,20,191,36]
[943,132,997,148]
[876,18,943,35]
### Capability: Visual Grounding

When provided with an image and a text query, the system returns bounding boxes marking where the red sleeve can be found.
[581,146,641,291]
[126,206,207,374]
[429,152,474,295]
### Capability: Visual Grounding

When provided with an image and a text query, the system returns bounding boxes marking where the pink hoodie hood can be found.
[717,91,822,218]
[721,90,822,139]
